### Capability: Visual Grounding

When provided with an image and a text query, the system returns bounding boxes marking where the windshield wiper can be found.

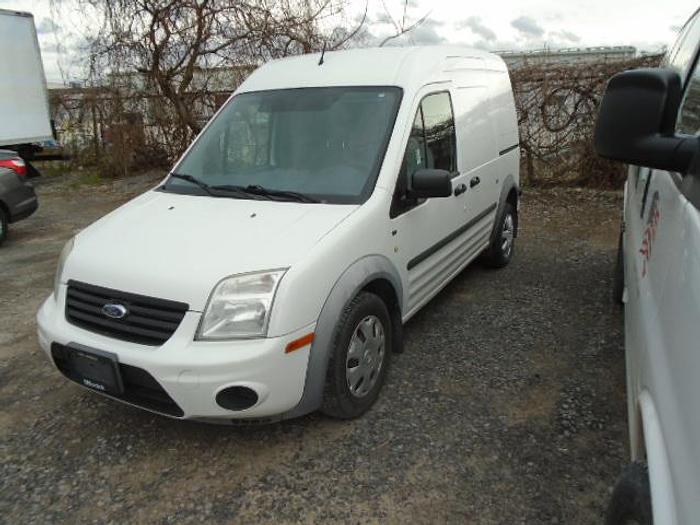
[216,184,320,203]
[168,173,253,199]
[168,175,319,203]
[168,173,217,196]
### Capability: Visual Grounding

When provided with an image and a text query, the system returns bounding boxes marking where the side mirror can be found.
[409,168,452,198]
[594,68,697,174]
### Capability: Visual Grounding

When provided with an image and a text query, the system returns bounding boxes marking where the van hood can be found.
[64,191,357,311]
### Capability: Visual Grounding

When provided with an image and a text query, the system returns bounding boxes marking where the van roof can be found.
[238,46,508,94]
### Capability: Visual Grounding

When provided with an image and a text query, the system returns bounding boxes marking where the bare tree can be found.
[378,0,431,47]
[80,0,365,160]
[510,54,663,188]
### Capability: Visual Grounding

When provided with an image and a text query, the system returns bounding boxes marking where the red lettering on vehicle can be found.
[639,192,660,278]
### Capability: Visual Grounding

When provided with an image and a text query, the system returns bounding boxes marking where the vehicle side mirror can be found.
[409,168,452,198]
[594,68,698,174]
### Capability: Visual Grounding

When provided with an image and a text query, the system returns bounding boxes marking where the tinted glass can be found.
[666,11,700,82]
[401,109,428,179]
[171,87,402,204]
[421,92,457,173]
[678,61,700,135]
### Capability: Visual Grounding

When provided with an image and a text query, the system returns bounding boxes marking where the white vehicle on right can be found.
[594,8,700,525]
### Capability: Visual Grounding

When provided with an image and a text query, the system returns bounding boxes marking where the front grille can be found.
[65,280,189,346]
[51,343,184,417]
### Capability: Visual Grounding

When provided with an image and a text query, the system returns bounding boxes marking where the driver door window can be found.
[677,61,700,136]
[391,92,456,217]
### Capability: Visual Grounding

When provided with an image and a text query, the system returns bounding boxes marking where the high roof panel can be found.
[238,46,506,94]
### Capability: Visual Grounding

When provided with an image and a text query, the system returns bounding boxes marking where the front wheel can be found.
[605,462,652,525]
[321,292,392,419]
[482,202,516,268]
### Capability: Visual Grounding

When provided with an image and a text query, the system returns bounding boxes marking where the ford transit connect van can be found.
[594,8,700,524]
[37,47,520,422]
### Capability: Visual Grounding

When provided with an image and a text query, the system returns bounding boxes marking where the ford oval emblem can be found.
[102,303,128,319]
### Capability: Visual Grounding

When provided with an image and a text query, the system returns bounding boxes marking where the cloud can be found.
[375,18,447,46]
[511,16,544,38]
[549,30,581,44]
[457,16,497,42]
[405,18,447,45]
[36,17,61,34]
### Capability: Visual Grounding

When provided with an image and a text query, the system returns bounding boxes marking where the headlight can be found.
[197,269,286,340]
[54,237,75,300]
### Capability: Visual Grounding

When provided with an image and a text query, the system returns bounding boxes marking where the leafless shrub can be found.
[59,0,365,174]
[510,53,663,188]
[50,1,663,189]
[378,0,431,47]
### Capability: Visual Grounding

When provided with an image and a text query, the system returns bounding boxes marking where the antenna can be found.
[318,42,327,66]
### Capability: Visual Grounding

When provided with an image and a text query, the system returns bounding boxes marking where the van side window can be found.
[403,109,429,179]
[677,63,700,136]
[421,93,457,174]
[390,110,427,217]
[391,92,457,218]
[666,12,700,82]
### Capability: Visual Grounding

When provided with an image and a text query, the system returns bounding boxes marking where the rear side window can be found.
[420,93,457,174]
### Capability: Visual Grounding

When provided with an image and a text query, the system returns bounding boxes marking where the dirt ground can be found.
[0,173,627,524]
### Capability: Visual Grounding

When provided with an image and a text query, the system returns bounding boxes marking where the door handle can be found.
[470,177,481,188]
[453,183,467,196]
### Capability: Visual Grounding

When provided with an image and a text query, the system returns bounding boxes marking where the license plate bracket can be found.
[65,344,124,395]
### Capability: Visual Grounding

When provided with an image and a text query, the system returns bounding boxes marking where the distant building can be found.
[498,46,638,69]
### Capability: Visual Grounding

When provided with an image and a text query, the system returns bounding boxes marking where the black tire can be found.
[605,462,653,525]
[482,202,516,268]
[321,292,392,419]
[613,227,625,305]
[0,206,8,246]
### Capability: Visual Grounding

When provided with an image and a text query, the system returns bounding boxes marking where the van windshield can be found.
[167,86,403,204]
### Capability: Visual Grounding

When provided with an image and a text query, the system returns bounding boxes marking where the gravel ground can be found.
[0,174,626,524]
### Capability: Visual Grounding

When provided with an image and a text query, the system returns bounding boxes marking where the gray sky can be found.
[1,0,697,82]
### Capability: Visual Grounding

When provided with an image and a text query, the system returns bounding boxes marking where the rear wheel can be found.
[482,202,516,268]
[321,292,392,419]
[0,206,8,246]
[605,462,652,525]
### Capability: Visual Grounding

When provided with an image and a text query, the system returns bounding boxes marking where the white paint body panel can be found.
[623,168,700,524]
[37,46,519,420]
[0,9,52,146]
[618,12,700,523]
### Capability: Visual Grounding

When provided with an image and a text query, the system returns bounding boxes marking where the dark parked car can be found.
[0,166,38,245]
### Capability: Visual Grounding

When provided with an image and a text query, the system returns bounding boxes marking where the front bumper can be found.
[36,287,314,422]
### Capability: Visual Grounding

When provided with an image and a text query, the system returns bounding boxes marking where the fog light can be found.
[216,386,258,411]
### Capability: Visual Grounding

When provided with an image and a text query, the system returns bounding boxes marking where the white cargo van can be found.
[37,46,520,422]
[595,8,700,525]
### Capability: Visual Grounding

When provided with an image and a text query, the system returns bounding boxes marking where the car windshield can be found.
[166,86,403,204]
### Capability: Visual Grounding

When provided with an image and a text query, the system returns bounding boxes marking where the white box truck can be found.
[0,9,54,175]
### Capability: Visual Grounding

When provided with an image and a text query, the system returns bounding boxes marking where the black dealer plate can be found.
[65,345,124,395]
